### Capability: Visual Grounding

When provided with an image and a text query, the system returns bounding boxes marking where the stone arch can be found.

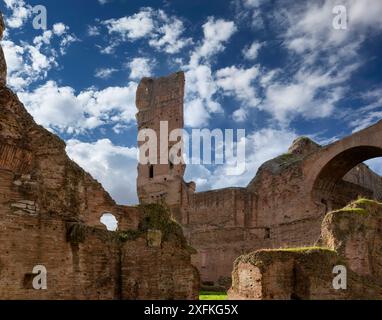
[312,145,382,196]
[302,120,382,211]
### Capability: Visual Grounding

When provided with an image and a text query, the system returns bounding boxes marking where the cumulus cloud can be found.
[18,81,138,134]
[190,17,237,66]
[261,66,352,124]
[128,57,153,80]
[184,64,221,128]
[215,65,260,121]
[66,139,139,205]
[104,8,154,40]
[2,39,57,90]
[2,18,77,91]
[183,17,237,127]
[148,11,192,54]
[103,8,192,54]
[184,98,211,127]
[3,0,31,29]
[53,23,67,36]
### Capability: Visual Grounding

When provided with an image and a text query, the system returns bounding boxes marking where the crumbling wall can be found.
[228,199,382,300]
[185,134,382,287]
[119,204,199,300]
[0,214,120,299]
[0,159,199,299]
[0,14,199,300]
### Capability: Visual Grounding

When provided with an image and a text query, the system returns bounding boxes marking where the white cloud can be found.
[3,0,31,29]
[284,0,382,58]
[148,11,192,54]
[2,39,57,91]
[128,57,153,80]
[239,1,380,125]
[33,30,53,48]
[104,8,154,40]
[102,8,191,54]
[216,65,260,115]
[232,108,248,122]
[87,25,100,36]
[18,81,138,134]
[234,0,265,30]
[358,89,382,113]
[184,64,222,127]
[262,76,344,124]
[59,33,78,54]
[183,17,237,127]
[2,14,77,91]
[190,17,237,66]
[53,23,67,36]
[349,111,382,133]
[242,41,262,60]
[95,67,118,79]
[185,127,297,190]
[78,84,138,124]
[184,98,210,127]
[66,139,139,205]
[213,128,296,188]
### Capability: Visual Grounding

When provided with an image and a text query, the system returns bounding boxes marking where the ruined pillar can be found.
[136,71,193,220]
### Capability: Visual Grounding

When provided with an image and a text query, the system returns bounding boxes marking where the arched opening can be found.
[312,146,382,211]
[100,213,119,231]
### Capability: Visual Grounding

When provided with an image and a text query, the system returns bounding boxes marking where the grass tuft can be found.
[199,291,227,300]
[260,246,335,253]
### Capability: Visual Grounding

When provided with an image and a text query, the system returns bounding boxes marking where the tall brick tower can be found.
[136,71,194,221]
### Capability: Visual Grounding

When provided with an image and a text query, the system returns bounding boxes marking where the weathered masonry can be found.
[136,71,382,290]
[0,14,199,300]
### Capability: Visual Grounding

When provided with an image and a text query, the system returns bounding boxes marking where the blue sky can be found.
[1,0,382,205]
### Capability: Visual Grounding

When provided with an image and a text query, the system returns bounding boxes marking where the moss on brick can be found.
[66,222,86,244]
[118,204,189,247]
[262,246,335,253]
[235,245,339,271]
[331,198,382,218]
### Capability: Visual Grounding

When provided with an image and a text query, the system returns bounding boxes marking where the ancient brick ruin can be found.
[0,16,199,300]
[2,4,382,298]
[228,199,382,300]
[136,70,382,297]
